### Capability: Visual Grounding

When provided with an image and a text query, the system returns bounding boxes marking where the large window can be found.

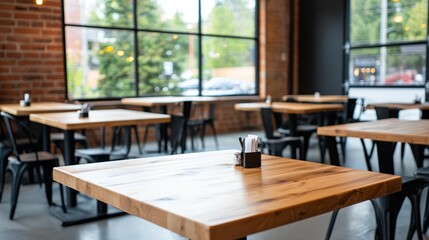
[64,0,258,100]
[347,0,427,87]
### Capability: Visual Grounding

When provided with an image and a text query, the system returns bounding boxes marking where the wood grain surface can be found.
[53,150,401,240]
[366,103,429,110]
[234,102,271,111]
[282,95,348,103]
[234,102,343,114]
[121,96,217,107]
[317,118,429,145]
[30,109,170,130]
[0,102,80,116]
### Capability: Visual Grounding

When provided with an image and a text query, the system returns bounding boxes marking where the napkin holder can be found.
[77,110,89,118]
[19,100,31,107]
[241,151,261,168]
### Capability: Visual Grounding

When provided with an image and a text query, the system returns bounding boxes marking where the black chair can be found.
[325,176,426,240]
[260,108,303,158]
[51,131,88,152]
[170,115,185,155]
[187,103,219,150]
[142,106,167,154]
[75,126,134,164]
[378,107,407,161]
[278,98,321,161]
[177,101,193,154]
[1,111,65,219]
[358,106,404,172]
[0,142,12,202]
[412,167,429,234]
[0,117,44,202]
[336,98,358,162]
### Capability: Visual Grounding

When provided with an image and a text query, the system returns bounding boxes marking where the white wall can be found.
[348,87,426,120]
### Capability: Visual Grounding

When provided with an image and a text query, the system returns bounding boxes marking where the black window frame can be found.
[344,0,429,93]
[62,0,260,101]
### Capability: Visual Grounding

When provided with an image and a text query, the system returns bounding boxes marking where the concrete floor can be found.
[0,130,428,240]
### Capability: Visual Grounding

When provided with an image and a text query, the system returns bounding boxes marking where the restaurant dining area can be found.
[2,0,429,240]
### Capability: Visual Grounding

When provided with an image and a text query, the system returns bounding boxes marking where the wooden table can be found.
[53,150,401,240]
[234,102,343,114]
[234,101,343,134]
[235,102,343,160]
[30,109,170,225]
[121,96,216,107]
[122,96,217,153]
[366,102,429,110]
[317,118,429,174]
[0,102,80,116]
[282,95,348,103]
[0,102,81,150]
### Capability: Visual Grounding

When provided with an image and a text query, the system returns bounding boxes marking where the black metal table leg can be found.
[159,105,169,153]
[50,129,126,226]
[326,136,340,166]
[41,125,51,152]
[63,130,76,207]
[375,141,395,174]
[410,144,425,168]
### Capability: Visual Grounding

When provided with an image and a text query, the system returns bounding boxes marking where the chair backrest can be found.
[260,108,276,139]
[170,115,184,154]
[0,112,39,160]
[0,118,8,145]
[343,98,357,122]
[375,106,399,119]
[285,97,298,103]
[110,126,132,158]
[207,103,215,120]
[182,101,192,120]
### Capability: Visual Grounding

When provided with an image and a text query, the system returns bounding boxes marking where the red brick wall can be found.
[0,0,65,103]
[261,0,292,101]
[0,0,294,134]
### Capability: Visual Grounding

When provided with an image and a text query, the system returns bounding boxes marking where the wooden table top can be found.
[234,102,271,111]
[0,102,81,116]
[234,102,343,114]
[53,150,401,240]
[282,95,348,103]
[366,102,429,110]
[318,118,429,145]
[30,109,170,130]
[121,96,217,107]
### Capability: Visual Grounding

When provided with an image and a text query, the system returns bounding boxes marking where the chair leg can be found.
[340,137,347,162]
[371,194,405,240]
[422,190,429,233]
[290,144,297,159]
[189,126,196,151]
[209,121,219,150]
[407,193,423,240]
[400,143,406,162]
[325,209,339,240]
[143,124,162,153]
[301,133,312,160]
[200,124,206,149]
[318,136,325,163]
[142,125,150,152]
[360,138,373,171]
[298,142,304,160]
[132,125,143,154]
[0,145,12,202]
[9,163,27,220]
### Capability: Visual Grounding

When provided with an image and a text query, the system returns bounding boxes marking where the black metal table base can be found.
[50,201,127,227]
